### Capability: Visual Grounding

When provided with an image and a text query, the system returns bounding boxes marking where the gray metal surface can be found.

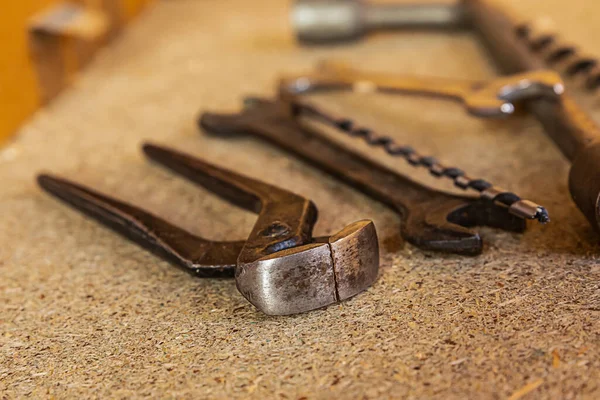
[292,0,466,43]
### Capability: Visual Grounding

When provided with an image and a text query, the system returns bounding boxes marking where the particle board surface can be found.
[1,0,599,398]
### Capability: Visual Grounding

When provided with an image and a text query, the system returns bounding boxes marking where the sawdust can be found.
[1,0,600,398]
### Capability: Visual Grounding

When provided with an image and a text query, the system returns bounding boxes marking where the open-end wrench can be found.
[280,60,565,118]
[200,98,529,256]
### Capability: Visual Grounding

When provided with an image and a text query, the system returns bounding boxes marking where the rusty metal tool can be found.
[463,0,600,233]
[292,0,600,234]
[200,97,547,256]
[37,144,379,316]
[281,60,565,118]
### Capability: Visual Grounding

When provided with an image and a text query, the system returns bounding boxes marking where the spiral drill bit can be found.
[290,100,550,224]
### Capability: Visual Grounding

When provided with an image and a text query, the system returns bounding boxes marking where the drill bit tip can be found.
[508,199,550,224]
[535,207,550,224]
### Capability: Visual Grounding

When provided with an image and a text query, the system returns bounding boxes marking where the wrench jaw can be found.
[464,70,565,118]
[401,197,526,256]
[463,95,514,118]
[461,83,515,118]
[402,198,483,256]
[569,142,600,233]
[200,101,284,139]
[236,220,379,316]
[495,73,565,104]
[196,113,251,138]
[446,199,527,234]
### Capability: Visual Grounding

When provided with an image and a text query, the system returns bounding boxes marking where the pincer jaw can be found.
[235,220,379,316]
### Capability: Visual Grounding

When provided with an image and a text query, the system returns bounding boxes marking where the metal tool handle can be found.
[204,100,455,214]
[292,0,466,43]
[201,99,526,255]
[365,3,465,30]
[281,61,564,118]
[318,60,472,100]
[280,70,471,107]
[37,174,241,277]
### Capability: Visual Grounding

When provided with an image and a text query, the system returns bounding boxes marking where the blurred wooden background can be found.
[1,0,154,145]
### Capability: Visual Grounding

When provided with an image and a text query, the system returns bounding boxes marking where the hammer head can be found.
[569,142,600,232]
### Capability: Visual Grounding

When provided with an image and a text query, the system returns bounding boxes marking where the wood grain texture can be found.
[0,0,599,398]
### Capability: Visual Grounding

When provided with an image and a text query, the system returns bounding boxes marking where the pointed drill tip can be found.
[536,207,550,224]
[509,200,550,224]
